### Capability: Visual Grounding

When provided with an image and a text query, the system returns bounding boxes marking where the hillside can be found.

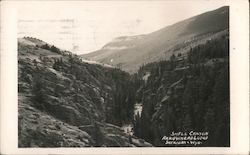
[18,30,229,147]
[18,37,152,147]
[82,6,229,73]
[132,33,229,146]
[18,6,230,147]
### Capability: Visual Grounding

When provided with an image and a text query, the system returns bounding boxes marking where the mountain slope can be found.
[18,37,152,147]
[82,6,229,73]
[133,33,229,146]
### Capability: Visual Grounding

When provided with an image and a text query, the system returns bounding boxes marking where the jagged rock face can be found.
[18,38,152,147]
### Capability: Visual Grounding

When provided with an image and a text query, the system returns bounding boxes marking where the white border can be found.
[0,0,249,154]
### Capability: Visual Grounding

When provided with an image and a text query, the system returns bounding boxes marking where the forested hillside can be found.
[18,7,230,146]
[18,37,151,147]
[18,29,229,147]
[132,33,229,146]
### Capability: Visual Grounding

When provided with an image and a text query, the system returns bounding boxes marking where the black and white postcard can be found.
[0,0,249,154]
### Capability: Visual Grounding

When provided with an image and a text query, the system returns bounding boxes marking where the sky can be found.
[17,0,229,54]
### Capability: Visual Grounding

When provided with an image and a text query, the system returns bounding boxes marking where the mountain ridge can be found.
[81,6,229,73]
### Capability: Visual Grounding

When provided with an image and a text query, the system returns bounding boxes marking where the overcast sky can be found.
[17,0,229,54]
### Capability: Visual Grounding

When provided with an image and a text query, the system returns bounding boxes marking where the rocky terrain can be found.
[18,6,230,147]
[18,37,151,147]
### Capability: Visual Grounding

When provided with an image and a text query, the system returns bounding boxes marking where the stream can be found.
[121,102,142,135]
